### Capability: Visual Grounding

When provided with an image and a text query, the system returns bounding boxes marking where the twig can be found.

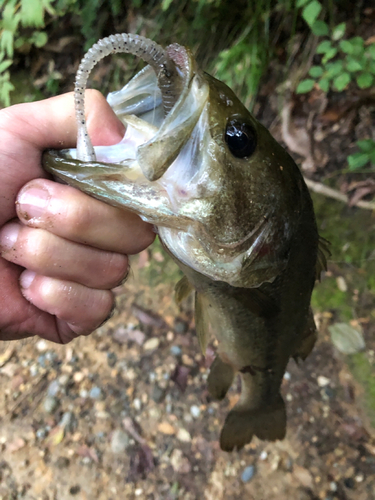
[304,178,375,211]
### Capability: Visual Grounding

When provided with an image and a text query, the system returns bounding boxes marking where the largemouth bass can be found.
[43,34,329,451]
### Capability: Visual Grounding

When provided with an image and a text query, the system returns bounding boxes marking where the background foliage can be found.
[0,0,374,169]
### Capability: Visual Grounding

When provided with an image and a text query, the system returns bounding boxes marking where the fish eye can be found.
[225,117,257,159]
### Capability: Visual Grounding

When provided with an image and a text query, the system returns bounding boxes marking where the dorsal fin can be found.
[174,275,193,304]
[316,236,331,281]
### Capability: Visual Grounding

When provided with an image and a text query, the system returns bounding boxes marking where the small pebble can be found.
[36,428,48,440]
[55,456,70,468]
[107,352,117,367]
[259,451,268,460]
[177,428,191,442]
[89,387,102,399]
[317,376,330,387]
[344,477,355,489]
[69,485,80,495]
[47,380,60,397]
[43,396,58,414]
[241,465,255,483]
[170,345,182,356]
[190,405,200,418]
[143,338,160,351]
[59,412,74,431]
[80,389,88,398]
[329,482,337,492]
[133,398,142,411]
[36,340,48,352]
[151,384,165,403]
[283,371,291,381]
[38,355,46,368]
[110,429,130,454]
[29,364,38,377]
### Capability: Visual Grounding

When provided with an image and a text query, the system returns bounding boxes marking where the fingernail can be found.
[0,223,20,252]
[20,270,36,289]
[18,186,50,220]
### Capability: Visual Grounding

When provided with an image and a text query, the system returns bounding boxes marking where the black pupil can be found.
[225,118,257,159]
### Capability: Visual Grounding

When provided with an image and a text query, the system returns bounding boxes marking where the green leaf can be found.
[357,139,375,153]
[369,150,375,165]
[311,20,329,36]
[339,40,354,54]
[350,36,365,56]
[318,77,330,92]
[368,44,375,59]
[0,59,12,73]
[302,0,322,27]
[316,40,332,54]
[325,60,344,78]
[348,152,370,170]
[333,72,351,91]
[346,58,363,72]
[0,30,14,58]
[161,0,173,10]
[322,47,338,63]
[332,22,346,41]
[356,73,374,88]
[31,31,48,47]
[0,76,14,107]
[296,0,310,7]
[296,79,315,93]
[309,65,323,77]
[21,0,44,27]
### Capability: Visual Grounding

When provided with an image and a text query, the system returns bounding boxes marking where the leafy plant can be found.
[347,139,375,171]
[0,0,55,106]
[296,0,375,93]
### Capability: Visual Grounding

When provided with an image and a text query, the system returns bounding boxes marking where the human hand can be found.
[0,91,155,343]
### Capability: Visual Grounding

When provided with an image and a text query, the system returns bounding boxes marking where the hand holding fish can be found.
[0,91,154,343]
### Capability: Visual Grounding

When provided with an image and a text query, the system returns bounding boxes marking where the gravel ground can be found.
[1,247,375,500]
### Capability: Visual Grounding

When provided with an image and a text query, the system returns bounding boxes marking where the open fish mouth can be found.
[43,34,293,288]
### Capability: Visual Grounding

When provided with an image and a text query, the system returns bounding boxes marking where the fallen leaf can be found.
[329,322,365,354]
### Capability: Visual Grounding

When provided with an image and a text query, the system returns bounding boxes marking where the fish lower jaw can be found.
[158,226,275,287]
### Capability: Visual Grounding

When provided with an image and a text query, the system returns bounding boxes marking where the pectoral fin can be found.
[207,355,235,400]
[174,275,193,304]
[293,307,317,362]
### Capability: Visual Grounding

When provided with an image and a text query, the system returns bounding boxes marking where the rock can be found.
[143,338,160,351]
[190,405,200,418]
[47,380,60,397]
[317,375,330,387]
[259,451,268,460]
[293,465,314,489]
[110,429,130,454]
[151,384,166,403]
[89,386,103,399]
[69,485,81,495]
[329,322,365,354]
[158,422,176,435]
[177,428,191,442]
[170,449,191,473]
[43,396,58,414]
[55,456,70,468]
[241,465,255,483]
[170,345,182,356]
[107,352,117,367]
[36,340,48,352]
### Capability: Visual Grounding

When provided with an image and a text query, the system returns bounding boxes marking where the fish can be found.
[43,33,329,452]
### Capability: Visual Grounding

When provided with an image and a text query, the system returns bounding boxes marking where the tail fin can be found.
[220,393,286,452]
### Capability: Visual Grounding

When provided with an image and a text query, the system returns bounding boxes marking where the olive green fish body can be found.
[43,36,328,451]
